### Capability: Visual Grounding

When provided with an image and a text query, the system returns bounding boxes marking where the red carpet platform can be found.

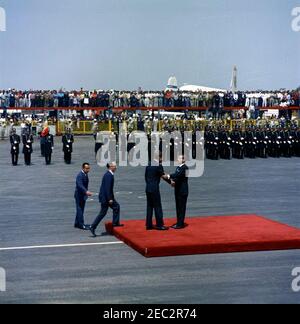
[106,215,300,258]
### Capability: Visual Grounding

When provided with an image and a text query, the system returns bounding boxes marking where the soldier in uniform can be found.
[44,127,54,165]
[92,119,99,140]
[62,128,74,164]
[255,127,268,158]
[10,128,21,166]
[22,128,34,166]
[219,126,231,160]
[244,127,257,159]
[0,119,7,140]
[295,127,300,157]
[231,127,244,159]
[40,124,49,157]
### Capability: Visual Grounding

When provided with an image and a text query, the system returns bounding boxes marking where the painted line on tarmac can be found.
[0,241,124,252]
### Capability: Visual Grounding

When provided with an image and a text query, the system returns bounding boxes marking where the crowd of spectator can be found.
[1,88,300,109]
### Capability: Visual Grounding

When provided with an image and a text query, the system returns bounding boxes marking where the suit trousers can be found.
[92,201,120,230]
[175,194,188,226]
[146,192,164,228]
[75,198,86,227]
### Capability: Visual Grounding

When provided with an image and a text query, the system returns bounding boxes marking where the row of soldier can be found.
[9,127,74,166]
[8,123,300,166]
[205,126,300,160]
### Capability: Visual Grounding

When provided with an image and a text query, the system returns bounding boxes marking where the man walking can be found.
[74,163,92,230]
[90,162,123,237]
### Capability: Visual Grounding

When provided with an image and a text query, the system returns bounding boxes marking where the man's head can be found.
[107,162,117,173]
[82,163,91,174]
[178,155,185,165]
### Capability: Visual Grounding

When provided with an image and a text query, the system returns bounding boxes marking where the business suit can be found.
[74,171,89,229]
[170,164,189,227]
[91,171,120,230]
[145,165,165,228]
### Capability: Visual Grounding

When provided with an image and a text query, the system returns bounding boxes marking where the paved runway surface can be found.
[0,137,300,304]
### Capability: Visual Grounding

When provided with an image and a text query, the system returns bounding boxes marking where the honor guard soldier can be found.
[62,129,74,164]
[22,129,34,166]
[10,128,21,166]
[44,127,54,165]
[295,127,300,157]
[231,127,244,159]
[40,126,48,157]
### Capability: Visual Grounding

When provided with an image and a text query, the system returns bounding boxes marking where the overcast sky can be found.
[0,0,299,90]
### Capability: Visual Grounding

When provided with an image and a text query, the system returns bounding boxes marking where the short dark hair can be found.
[82,163,90,169]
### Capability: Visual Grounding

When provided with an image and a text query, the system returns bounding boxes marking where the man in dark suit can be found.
[90,162,123,237]
[145,157,169,231]
[167,155,189,229]
[74,163,92,230]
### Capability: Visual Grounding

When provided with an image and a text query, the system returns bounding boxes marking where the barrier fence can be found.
[4,106,300,111]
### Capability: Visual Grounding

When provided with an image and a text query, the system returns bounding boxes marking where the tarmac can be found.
[0,136,300,304]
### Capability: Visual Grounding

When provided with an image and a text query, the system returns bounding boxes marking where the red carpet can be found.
[106,215,300,258]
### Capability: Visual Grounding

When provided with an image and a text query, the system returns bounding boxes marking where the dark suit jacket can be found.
[74,171,89,201]
[145,165,165,193]
[99,171,115,204]
[171,164,189,196]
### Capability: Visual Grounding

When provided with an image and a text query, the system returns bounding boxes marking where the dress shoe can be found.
[171,224,185,230]
[156,226,169,231]
[89,227,97,237]
[146,227,154,231]
[75,225,85,230]
[75,224,90,230]
[113,224,124,228]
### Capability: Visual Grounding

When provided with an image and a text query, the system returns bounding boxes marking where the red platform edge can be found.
[105,215,300,258]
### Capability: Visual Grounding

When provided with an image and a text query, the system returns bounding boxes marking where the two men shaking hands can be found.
[145,155,189,231]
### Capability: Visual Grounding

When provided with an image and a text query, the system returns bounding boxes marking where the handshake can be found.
[162,174,176,187]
